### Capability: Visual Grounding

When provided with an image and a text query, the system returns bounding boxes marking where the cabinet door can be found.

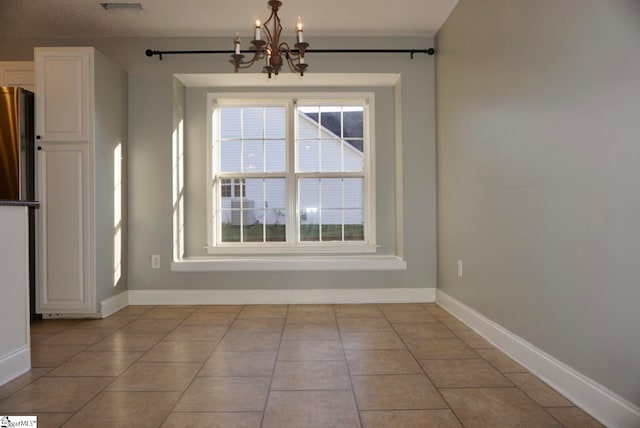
[36,143,95,313]
[0,61,35,92]
[34,48,92,142]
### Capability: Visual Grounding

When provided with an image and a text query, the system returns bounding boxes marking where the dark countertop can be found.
[0,200,40,207]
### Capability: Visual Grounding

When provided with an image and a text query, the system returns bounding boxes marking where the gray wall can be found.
[0,36,437,291]
[436,0,640,406]
[94,49,129,304]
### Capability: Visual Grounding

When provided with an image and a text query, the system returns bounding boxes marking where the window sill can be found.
[206,244,378,255]
[171,255,407,272]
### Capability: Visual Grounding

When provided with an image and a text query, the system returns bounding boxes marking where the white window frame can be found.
[206,92,376,255]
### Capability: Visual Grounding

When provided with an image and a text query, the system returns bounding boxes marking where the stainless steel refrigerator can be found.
[1,86,35,200]
[0,86,37,320]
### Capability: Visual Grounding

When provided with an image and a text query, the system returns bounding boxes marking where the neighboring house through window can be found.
[208,93,376,254]
[220,178,246,198]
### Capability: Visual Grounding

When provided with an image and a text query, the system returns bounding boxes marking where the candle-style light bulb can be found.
[234,32,241,55]
[255,14,261,40]
[296,16,304,43]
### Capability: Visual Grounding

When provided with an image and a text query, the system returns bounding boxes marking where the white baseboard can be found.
[0,345,30,387]
[436,289,640,428]
[128,287,435,305]
[100,291,131,318]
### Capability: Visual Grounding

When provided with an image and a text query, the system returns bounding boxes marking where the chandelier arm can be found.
[283,49,296,71]
[280,43,301,71]
[281,46,307,76]
[279,42,296,58]
[285,55,301,74]
[230,47,267,71]
[235,61,260,70]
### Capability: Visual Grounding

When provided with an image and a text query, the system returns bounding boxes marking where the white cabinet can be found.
[35,47,127,316]
[36,144,94,312]
[34,48,91,142]
[0,61,35,92]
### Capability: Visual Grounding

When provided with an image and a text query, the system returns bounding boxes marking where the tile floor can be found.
[0,303,604,427]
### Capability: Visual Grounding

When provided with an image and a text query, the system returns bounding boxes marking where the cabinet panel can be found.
[0,61,35,92]
[35,48,91,142]
[36,143,94,312]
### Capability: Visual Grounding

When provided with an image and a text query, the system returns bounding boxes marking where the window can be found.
[220,178,246,198]
[208,93,375,254]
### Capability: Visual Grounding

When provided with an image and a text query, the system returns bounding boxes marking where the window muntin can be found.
[297,106,365,173]
[220,178,245,198]
[210,94,374,253]
[219,106,287,174]
[220,178,286,243]
[298,177,364,242]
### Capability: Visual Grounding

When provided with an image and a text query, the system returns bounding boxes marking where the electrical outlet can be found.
[457,260,463,277]
[151,255,161,269]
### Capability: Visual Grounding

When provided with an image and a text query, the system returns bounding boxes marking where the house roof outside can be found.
[301,110,364,152]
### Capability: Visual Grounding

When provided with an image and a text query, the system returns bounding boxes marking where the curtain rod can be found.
[145,48,435,60]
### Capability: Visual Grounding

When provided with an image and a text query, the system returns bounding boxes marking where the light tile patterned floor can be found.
[0,303,604,427]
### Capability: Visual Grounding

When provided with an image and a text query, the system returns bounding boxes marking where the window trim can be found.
[206,92,376,255]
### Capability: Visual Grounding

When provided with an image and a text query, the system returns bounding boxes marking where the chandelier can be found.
[231,0,308,78]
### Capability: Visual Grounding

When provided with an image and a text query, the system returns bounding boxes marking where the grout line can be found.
[336,312,365,428]
[379,303,466,428]
[154,304,241,427]
[259,304,288,428]
[70,307,190,423]
[269,388,354,392]
[358,406,452,412]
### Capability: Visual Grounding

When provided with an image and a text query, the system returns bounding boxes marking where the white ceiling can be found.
[0,0,458,39]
